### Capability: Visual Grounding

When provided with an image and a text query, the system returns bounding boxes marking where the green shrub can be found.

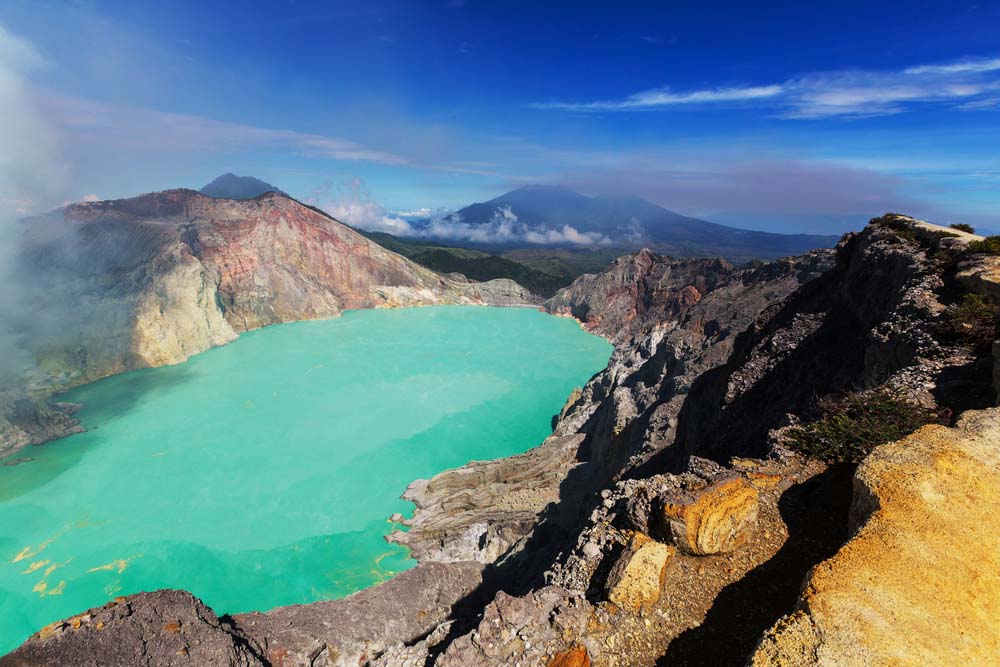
[950,223,976,234]
[943,293,1000,350]
[786,390,948,464]
[967,236,1000,255]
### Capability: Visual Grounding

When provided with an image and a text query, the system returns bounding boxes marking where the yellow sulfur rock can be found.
[662,475,759,555]
[751,407,1000,667]
[605,532,673,613]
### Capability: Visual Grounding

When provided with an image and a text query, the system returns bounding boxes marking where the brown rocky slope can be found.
[4,214,1000,666]
[0,189,534,459]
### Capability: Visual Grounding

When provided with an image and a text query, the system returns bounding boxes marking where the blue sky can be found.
[1,0,999,234]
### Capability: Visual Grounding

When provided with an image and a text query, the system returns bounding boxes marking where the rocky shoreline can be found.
[3,214,1000,666]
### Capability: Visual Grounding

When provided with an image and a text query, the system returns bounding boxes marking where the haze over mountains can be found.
[194,174,842,297]
[431,185,839,260]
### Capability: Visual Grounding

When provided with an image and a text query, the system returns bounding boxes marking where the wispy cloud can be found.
[38,91,410,165]
[534,55,1000,118]
[904,58,1000,75]
[535,85,783,111]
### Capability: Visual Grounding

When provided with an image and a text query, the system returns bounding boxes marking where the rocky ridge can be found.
[4,214,1000,666]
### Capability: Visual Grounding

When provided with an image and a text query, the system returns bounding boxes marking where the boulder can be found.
[604,532,673,612]
[661,475,759,555]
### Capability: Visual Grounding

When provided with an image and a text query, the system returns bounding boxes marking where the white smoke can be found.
[0,25,68,384]
[0,25,65,211]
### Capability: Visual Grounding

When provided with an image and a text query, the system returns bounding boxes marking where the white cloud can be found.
[535,85,783,110]
[956,97,1000,111]
[311,181,610,247]
[904,58,1000,75]
[82,193,100,202]
[422,206,611,246]
[308,178,416,235]
[535,54,1000,118]
[392,207,434,218]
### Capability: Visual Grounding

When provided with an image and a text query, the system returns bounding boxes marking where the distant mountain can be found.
[445,185,840,261]
[200,173,286,200]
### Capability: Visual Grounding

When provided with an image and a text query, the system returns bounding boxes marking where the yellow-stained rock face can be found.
[662,475,759,555]
[132,244,239,367]
[605,532,673,613]
[751,407,1000,667]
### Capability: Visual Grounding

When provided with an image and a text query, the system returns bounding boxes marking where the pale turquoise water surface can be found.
[0,306,611,652]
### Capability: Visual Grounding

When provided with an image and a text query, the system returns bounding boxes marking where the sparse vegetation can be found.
[967,236,1000,255]
[878,217,919,244]
[786,389,948,464]
[942,293,1000,351]
[950,223,976,234]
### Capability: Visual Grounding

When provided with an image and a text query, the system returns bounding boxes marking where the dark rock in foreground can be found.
[0,590,264,667]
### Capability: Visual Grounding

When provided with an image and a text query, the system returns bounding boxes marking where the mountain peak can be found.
[511,184,583,195]
[200,173,286,200]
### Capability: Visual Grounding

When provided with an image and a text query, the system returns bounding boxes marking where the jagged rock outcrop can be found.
[0,393,84,462]
[2,563,485,667]
[389,248,833,566]
[7,214,1000,666]
[1,189,535,459]
[544,250,736,341]
[0,590,266,667]
[751,407,1000,667]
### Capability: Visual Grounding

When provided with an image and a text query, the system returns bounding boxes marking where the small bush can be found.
[950,223,976,234]
[877,217,918,243]
[786,390,948,464]
[967,236,1000,255]
[943,293,1000,351]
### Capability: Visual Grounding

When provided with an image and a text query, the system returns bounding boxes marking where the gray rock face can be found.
[235,562,485,667]
[0,393,84,460]
[0,590,266,667]
[3,563,484,667]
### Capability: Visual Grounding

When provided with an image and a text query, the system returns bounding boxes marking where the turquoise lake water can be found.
[0,306,611,653]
